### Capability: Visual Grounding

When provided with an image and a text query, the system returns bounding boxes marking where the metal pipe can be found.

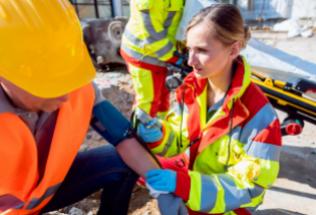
[111,0,123,17]
[94,0,99,18]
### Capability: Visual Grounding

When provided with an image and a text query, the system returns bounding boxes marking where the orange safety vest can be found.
[0,84,95,215]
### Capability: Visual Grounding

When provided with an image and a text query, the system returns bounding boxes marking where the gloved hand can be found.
[145,169,177,192]
[137,118,163,143]
[157,193,188,215]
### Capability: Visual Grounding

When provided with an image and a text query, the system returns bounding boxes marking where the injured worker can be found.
[0,1,186,214]
[135,3,282,215]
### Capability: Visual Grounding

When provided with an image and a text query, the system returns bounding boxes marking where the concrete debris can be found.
[68,207,84,215]
[300,28,314,38]
[273,19,314,38]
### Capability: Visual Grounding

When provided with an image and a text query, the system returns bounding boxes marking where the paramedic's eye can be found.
[196,47,208,54]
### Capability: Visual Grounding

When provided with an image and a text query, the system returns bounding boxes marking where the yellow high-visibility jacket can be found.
[121,0,184,66]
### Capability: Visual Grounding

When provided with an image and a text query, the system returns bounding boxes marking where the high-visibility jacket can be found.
[121,0,184,67]
[0,84,94,215]
[149,57,282,214]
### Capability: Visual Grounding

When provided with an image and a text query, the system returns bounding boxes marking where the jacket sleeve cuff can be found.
[174,170,191,202]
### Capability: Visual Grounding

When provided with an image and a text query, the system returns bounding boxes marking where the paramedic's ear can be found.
[229,41,241,60]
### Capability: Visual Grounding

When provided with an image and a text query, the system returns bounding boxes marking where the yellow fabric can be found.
[134,0,154,10]
[129,64,154,114]
[0,0,95,98]
[122,0,183,62]
[150,58,281,213]
[187,171,203,211]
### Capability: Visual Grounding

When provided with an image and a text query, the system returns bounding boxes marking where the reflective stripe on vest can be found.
[121,43,166,67]
[125,10,175,58]
[26,183,61,209]
[122,0,181,65]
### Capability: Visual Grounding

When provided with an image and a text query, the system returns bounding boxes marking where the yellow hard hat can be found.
[0,0,96,98]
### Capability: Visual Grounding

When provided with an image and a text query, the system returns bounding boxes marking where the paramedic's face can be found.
[0,78,69,112]
[186,21,232,79]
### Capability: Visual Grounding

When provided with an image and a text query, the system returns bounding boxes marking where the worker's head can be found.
[0,77,69,112]
[0,0,95,111]
[185,4,250,79]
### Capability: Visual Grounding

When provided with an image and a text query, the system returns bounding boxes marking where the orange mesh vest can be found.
[0,84,95,215]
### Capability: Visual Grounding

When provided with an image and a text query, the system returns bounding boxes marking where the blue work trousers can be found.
[42,144,137,215]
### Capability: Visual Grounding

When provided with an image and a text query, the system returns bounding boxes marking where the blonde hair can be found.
[186,4,251,49]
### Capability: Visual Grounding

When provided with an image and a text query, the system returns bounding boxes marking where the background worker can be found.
[120,0,185,117]
[0,1,178,214]
[120,0,189,186]
[137,4,282,215]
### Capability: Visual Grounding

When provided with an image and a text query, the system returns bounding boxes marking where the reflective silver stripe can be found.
[126,11,176,43]
[248,185,265,198]
[245,141,281,161]
[200,175,217,212]
[240,104,277,144]
[26,183,61,209]
[164,12,176,28]
[155,41,174,58]
[124,29,147,44]
[218,174,251,211]
[124,28,174,58]
[121,44,166,67]
[159,130,176,156]
[122,10,175,59]
[230,126,242,142]
[141,10,167,40]
[141,11,175,57]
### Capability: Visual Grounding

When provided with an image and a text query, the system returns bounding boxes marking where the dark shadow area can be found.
[270,186,316,200]
[128,186,154,213]
[254,209,307,215]
[278,145,316,189]
[97,63,127,73]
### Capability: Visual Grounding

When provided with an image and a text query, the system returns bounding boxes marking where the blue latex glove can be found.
[137,118,163,143]
[146,169,177,192]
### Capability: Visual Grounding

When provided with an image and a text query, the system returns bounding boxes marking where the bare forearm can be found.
[116,138,160,177]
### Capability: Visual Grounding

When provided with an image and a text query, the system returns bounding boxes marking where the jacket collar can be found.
[178,56,252,153]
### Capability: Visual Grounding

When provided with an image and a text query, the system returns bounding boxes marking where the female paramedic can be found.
[137,3,282,215]
[0,1,184,214]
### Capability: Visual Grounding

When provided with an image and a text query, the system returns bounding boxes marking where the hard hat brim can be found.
[2,44,96,99]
